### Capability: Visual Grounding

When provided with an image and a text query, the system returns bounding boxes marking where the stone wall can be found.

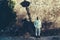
[13,0,60,28]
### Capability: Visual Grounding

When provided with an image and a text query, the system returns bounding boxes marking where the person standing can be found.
[34,17,42,37]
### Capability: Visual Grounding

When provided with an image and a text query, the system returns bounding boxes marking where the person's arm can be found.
[34,21,37,28]
[38,20,42,28]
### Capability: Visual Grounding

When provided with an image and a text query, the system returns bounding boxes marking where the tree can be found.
[0,0,16,27]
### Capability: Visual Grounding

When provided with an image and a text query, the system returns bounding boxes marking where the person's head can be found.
[37,17,38,20]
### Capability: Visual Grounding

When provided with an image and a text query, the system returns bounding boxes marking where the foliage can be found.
[8,0,15,9]
[0,0,16,27]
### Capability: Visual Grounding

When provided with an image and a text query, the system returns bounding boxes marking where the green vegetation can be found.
[8,0,15,9]
[0,0,16,27]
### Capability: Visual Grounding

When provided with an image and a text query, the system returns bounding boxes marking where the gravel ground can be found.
[0,36,60,40]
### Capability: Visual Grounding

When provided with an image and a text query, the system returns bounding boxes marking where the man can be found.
[34,17,42,37]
